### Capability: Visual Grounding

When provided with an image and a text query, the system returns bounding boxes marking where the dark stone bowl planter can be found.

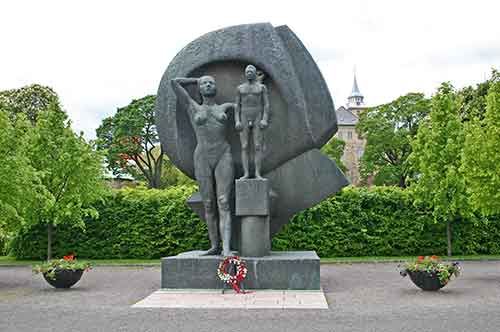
[407,271,446,291]
[43,269,84,289]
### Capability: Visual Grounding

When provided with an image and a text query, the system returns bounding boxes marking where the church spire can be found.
[351,74,361,96]
[348,71,364,107]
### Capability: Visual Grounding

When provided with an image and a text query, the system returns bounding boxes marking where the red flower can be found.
[118,153,131,161]
[63,254,75,261]
[417,256,424,262]
[430,255,439,260]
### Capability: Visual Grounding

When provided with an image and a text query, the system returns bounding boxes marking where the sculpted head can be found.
[198,75,217,97]
[245,65,257,81]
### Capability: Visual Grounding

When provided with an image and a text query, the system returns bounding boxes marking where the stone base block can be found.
[235,178,269,216]
[161,251,320,290]
[240,216,270,257]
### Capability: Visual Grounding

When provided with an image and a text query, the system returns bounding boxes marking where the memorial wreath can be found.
[217,256,248,293]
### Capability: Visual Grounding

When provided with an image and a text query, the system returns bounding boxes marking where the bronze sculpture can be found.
[171,76,234,256]
[235,65,270,180]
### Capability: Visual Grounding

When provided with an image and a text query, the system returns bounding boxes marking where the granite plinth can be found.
[240,216,270,257]
[235,179,269,216]
[161,251,320,290]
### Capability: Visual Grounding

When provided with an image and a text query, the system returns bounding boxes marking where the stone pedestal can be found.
[240,216,270,257]
[161,251,320,290]
[235,178,270,216]
[236,179,270,257]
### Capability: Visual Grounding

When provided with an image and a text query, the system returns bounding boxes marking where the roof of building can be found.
[336,106,359,126]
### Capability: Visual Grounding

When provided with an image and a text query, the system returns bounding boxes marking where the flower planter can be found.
[407,270,446,291]
[399,256,460,291]
[43,269,84,289]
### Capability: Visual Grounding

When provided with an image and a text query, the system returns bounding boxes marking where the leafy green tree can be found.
[321,137,347,172]
[0,84,59,124]
[96,95,164,188]
[458,69,499,122]
[462,74,500,215]
[356,93,430,187]
[409,83,469,256]
[30,103,106,260]
[0,111,44,245]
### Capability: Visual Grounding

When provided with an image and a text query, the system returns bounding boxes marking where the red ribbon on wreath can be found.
[217,256,249,294]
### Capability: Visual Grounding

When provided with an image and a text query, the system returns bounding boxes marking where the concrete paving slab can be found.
[132,289,328,309]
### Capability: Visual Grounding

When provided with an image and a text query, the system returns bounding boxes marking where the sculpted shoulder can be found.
[237,83,247,92]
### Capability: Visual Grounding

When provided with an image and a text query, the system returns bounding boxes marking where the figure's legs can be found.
[197,176,221,255]
[239,128,250,179]
[215,152,234,257]
[254,126,264,179]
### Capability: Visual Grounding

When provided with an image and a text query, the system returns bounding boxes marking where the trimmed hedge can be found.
[273,187,500,256]
[10,186,209,259]
[9,186,500,259]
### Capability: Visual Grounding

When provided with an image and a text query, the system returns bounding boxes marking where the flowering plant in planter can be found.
[33,254,92,280]
[399,255,460,290]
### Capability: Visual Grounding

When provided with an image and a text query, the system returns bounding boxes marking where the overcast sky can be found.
[1,0,499,139]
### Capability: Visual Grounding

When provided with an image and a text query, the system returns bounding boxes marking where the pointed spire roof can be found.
[350,73,363,97]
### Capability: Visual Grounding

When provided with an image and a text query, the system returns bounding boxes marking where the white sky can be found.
[1,0,499,139]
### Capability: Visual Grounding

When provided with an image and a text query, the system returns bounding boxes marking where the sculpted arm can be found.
[260,84,270,128]
[222,103,237,113]
[235,88,243,131]
[170,77,207,124]
[170,77,198,108]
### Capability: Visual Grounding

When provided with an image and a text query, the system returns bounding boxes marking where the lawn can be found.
[2,254,500,266]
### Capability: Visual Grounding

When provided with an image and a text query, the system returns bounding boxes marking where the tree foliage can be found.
[0,111,43,241]
[356,93,430,187]
[409,83,469,256]
[321,137,347,172]
[96,95,165,188]
[0,84,59,124]
[458,69,499,122]
[161,155,195,188]
[462,71,500,215]
[29,103,106,259]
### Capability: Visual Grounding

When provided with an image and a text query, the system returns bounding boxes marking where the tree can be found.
[462,72,500,215]
[96,95,164,188]
[409,83,469,257]
[458,69,499,122]
[321,137,347,173]
[356,93,430,187]
[30,103,106,260]
[0,84,59,124]
[0,110,44,245]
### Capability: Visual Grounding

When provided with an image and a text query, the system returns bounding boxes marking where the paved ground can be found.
[133,289,328,309]
[1,261,500,332]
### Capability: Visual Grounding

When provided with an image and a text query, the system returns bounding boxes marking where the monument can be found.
[156,23,349,290]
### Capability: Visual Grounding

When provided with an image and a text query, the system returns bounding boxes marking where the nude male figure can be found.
[235,65,270,179]
[171,76,235,256]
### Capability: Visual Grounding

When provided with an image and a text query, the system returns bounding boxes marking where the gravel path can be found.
[1,261,500,332]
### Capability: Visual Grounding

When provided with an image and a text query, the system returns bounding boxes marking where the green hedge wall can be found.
[10,186,209,259]
[9,186,500,259]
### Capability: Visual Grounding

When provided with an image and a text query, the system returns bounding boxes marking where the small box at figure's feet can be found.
[235,178,269,216]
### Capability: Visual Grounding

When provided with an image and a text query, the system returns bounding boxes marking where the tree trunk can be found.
[150,153,164,189]
[47,223,54,261]
[399,175,406,188]
[446,220,452,257]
